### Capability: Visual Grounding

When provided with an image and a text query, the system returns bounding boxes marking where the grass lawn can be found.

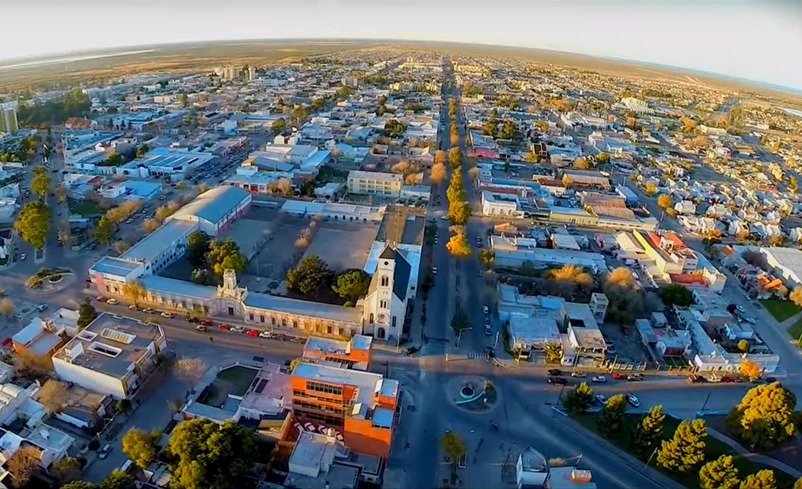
[788,317,802,346]
[759,299,801,322]
[67,198,102,217]
[217,365,258,396]
[573,413,797,488]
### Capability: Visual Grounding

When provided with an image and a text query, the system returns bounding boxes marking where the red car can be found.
[246,329,259,337]
[611,373,625,380]
[217,323,231,331]
[201,319,213,326]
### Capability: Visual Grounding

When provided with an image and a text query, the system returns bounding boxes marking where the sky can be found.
[2,0,801,90]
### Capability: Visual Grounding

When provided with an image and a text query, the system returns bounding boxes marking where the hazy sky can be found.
[2,0,801,89]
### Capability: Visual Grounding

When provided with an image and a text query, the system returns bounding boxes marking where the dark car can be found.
[547,377,567,385]
[547,369,563,376]
[763,376,777,383]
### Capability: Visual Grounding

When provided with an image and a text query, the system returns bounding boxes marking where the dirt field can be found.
[302,220,379,271]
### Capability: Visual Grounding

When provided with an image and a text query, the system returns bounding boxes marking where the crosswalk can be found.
[467,349,488,359]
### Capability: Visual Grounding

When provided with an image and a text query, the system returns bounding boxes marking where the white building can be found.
[52,314,167,399]
[482,191,524,218]
[347,170,403,198]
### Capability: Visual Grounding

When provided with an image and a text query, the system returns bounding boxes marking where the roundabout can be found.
[449,375,499,413]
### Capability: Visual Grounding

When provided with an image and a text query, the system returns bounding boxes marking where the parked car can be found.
[482,306,490,315]
[688,375,707,383]
[185,316,200,323]
[201,319,213,326]
[591,376,607,383]
[484,324,492,335]
[230,325,245,333]
[246,329,259,337]
[626,394,640,408]
[611,373,625,380]
[36,304,48,312]
[160,312,173,318]
[19,253,26,261]
[96,296,108,303]
[595,394,607,405]
[128,305,138,310]
[763,376,777,383]
[217,324,231,331]
[106,298,118,305]
[195,325,207,332]
[98,444,113,460]
[142,308,154,313]
[626,374,644,382]
[547,369,563,376]
[259,331,273,338]
[570,372,586,378]
[485,346,496,359]
[547,377,567,385]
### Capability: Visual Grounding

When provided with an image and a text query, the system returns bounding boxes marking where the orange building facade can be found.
[290,362,399,458]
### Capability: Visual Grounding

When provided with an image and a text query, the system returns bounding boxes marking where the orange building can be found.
[290,362,399,458]
[302,334,373,370]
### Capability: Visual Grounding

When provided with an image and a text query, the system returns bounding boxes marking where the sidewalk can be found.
[706,427,802,479]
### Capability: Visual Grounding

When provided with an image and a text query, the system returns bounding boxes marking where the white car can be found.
[160,312,173,318]
[106,298,118,305]
[591,375,607,383]
[570,372,586,378]
[259,331,273,338]
[626,394,640,408]
[482,306,490,315]
[98,444,112,460]
[230,325,245,333]
[431,266,438,275]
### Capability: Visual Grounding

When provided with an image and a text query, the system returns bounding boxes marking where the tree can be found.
[544,343,562,364]
[699,455,740,489]
[135,144,150,158]
[175,357,208,383]
[431,163,447,184]
[55,183,67,203]
[789,177,798,192]
[446,232,472,259]
[51,456,82,483]
[0,298,13,318]
[6,445,39,488]
[479,250,495,268]
[448,200,471,225]
[790,287,802,308]
[596,152,610,165]
[597,394,627,437]
[740,470,777,489]
[206,239,246,277]
[31,169,51,200]
[657,194,673,210]
[659,284,695,307]
[38,379,68,414]
[187,231,211,266]
[115,399,132,415]
[122,428,160,469]
[143,218,161,233]
[656,419,707,472]
[14,201,52,250]
[548,264,594,288]
[104,153,123,167]
[100,470,135,489]
[562,382,594,415]
[727,382,797,450]
[631,405,666,455]
[738,339,750,353]
[440,432,466,465]
[333,269,370,302]
[167,419,257,489]
[434,150,447,166]
[573,157,591,170]
[122,280,146,306]
[286,255,334,297]
[450,307,469,333]
[793,477,802,489]
[78,298,97,329]
[739,360,762,382]
[63,483,98,489]
[113,240,131,255]
[95,217,117,246]
[644,182,658,196]
[272,118,287,135]
[268,178,293,196]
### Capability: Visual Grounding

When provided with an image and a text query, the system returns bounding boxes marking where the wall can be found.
[52,358,127,399]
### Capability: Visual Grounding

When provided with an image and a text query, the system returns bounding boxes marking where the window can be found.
[380,300,387,309]
[392,316,397,328]
[249,313,254,321]
[369,313,375,323]
[381,275,389,287]
[271,316,276,325]
[260,315,265,323]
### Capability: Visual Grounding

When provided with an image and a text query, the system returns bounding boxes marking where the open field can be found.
[2,39,800,108]
[302,220,379,271]
[760,299,801,322]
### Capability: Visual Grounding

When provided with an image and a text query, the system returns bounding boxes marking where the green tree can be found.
[659,284,696,307]
[62,483,97,489]
[103,153,123,166]
[31,168,51,199]
[631,405,665,455]
[51,456,82,483]
[656,419,707,472]
[332,269,371,302]
[740,470,777,489]
[450,307,469,333]
[788,177,798,192]
[95,216,117,246]
[187,231,211,266]
[100,470,136,489]
[271,118,287,135]
[699,455,740,489]
[562,382,594,415]
[14,201,52,250]
[596,152,610,165]
[121,428,160,469]
[738,340,750,353]
[166,419,257,489]
[286,255,334,297]
[544,343,562,364]
[206,239,246,277]
[78,298,97,329]
[479,250,495,268]
[440,432,467,466]
[727,382,797,450]
[135,144,150,158]
[597,394,627,437]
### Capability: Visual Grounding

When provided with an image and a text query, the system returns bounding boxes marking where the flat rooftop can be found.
[244,293,363,324]
[170,185,250,226]
[292,363,398,417]
[53,313,163,378]
[90,256,142,277]
[119,219,197,264]
[304,335,373,356]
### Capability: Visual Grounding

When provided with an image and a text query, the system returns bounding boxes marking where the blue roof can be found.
[351,335,373,351]
[372,408,394,428]
[171,186,250,225]
[90,256,141,277]
[140,276,218,300]
[378,378,399,397]
[244,293,362,324]
[125,180,162,196]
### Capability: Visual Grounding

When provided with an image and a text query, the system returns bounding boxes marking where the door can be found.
[228,306,234,316]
